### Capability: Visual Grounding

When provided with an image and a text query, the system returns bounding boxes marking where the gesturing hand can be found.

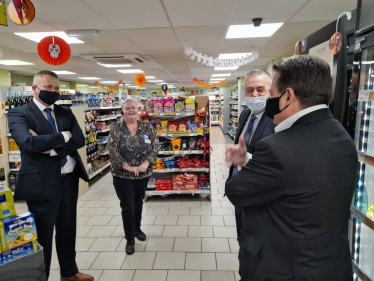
[138,161,149,173]
[30,129,50,154]
[225,136,248,167]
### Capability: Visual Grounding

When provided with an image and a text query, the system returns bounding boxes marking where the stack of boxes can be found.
[0,185,38,265]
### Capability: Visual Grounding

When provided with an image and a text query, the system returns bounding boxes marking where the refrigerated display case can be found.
[348,2,374,279]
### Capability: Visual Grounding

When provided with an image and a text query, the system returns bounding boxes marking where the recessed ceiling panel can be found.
[123,28,180,50]
[175,26,226,48]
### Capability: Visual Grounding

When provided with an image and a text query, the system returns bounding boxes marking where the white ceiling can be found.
[0,0,357,88]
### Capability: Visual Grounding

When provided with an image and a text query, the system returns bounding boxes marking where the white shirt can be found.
[243,104,329,166]
[33,99,76,174]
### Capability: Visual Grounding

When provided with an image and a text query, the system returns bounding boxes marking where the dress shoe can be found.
[135,230,147,241]
[61,272,94,281]
[126,239,135,255]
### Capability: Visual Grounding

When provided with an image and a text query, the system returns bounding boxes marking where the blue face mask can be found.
[245,95,268,113]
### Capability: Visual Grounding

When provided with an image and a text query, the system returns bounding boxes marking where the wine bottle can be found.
[18,92,24,107]
[5,91,11,110]
[12,92,18,108]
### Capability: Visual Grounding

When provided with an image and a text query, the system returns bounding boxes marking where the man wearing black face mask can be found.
[225,56,357,281]
[8,71,94,281]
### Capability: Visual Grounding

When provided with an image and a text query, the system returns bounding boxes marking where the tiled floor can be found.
[14,127,239,281]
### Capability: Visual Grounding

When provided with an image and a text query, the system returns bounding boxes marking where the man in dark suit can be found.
[8,71,94,281]
[225,55,357,281]
[228,70,275,279]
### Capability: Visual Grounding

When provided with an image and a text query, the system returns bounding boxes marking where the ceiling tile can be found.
[230,0,307,25]
[82,30,140,52]
[258,44,294,57]
[164,0,235,27]
[175,26,226,48]
[291,0,357,22]
[83,0,170,29]
[123,28,180,50]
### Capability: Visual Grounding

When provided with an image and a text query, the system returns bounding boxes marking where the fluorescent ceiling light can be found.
[212,73,231,77]
[78,77,101,80]
[128,86,139,88]
[138,87,147,89]
[66,29,98,38]
[52,71,76,75]
[210,78,225,81]
[145,76,156,79]
[226,23,283,39]
[214,66,239,71]
[98,63,132,68]
[14,32,84,43]
[148,80,164,83]
[100,81,120,84]
[88,86,98,88]
[117,69,143,73]
[362,61,374,64]
[76,85,87,87]
[167,85,174,87]
[218,53,252,59]
[0,60,34,65]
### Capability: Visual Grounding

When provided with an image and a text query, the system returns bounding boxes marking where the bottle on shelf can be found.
[18,92,24,107]
[11,92,18,108]
[5,91,11,110]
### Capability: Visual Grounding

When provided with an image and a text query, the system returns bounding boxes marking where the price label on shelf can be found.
[160,113,164,116]
[175,113,180,116]
[350,206,366,223]
[358,90,370,101]
[357,151,365,162]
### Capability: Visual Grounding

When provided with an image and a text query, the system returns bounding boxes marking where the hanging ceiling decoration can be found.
[193,78,226,88]
[0,0,7,27]
[185,45,259,67]
[134,74,146,87]
[8,0,35,25]
[95,80,123,91]
[38,36,71,65]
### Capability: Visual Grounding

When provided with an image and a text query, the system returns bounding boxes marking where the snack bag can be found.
[155,120,162,134]
[168,121,178,133]
[0,186,16,219]
[185,98,195,113]
[163,98,175,113]
[175,99,185,113]
[161,120,168,134]
[178,121,188,133]
[0,211,38,252]
[187,121,198,133]
[188,137,197,150]
[171,138,182,151]
[153,99,164,113]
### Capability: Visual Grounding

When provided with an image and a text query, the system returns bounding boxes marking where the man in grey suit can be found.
[225,55,357,281]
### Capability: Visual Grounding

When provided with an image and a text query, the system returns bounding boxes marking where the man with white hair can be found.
[8,70,94,281]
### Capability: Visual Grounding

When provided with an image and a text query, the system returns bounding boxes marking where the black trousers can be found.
[27,172,79,280]
[113,176,149,240]
[235,206,243,277]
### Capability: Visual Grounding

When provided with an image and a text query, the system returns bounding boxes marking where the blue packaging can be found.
[1,241,34,264]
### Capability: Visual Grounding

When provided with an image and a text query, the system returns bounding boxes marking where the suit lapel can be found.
[28,102,55,134]
[248,114,271,153]
[53,105,64,132]
[235,109,251,144]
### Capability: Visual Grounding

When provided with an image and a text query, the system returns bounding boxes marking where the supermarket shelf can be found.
[211,110,219,112]
[97,129,111,133]
[97,140,108,144]
[211,121,219,125]
[350,205,374,230]
[229,103,238,105]
[98,152,109,156]
[85,106,121,111]
[231,119,238,123]
[228,132,236,139]
[95,115,122,122]
[153,168,209,173]
[8,151,20,154]
[352,261,372,281]
[6,133,11,136]
[146,189,210,196]
[88,162,111,180]
[9,169,19,172]
[149,112,194,116]
[157,133,207,137]
[158,150,204,155]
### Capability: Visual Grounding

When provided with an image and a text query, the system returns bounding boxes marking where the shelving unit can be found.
[146,95,212,201]
[209,94,220,126]
[219,89,230,135]
[228,90,239,139]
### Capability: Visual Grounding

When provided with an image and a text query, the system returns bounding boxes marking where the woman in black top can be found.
[108,98,159,255]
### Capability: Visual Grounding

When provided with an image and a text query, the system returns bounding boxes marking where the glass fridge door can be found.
[351,44,374,281]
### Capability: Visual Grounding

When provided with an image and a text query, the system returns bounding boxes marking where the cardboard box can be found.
[0,211,38,252]
[2,241,35,264]
[0,186,16,220]
[0,242,46,281]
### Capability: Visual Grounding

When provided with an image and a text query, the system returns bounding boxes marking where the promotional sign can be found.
[308,40,334,75]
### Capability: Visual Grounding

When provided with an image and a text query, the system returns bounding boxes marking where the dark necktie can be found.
[233,114,257,175]
[44,108,67,167]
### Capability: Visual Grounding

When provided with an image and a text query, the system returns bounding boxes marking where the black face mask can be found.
[36,87,60,105]
[265,91,291,119]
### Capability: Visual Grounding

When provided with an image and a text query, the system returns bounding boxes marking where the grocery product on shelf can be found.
[172,173,198,190]
[0,186,16,219]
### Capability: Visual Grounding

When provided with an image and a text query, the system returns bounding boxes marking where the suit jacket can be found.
[225,109,357,281]
[229,108,275,177]
[8,102,89,202]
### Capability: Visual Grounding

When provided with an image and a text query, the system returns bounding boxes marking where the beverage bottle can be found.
[5,91,11,110]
